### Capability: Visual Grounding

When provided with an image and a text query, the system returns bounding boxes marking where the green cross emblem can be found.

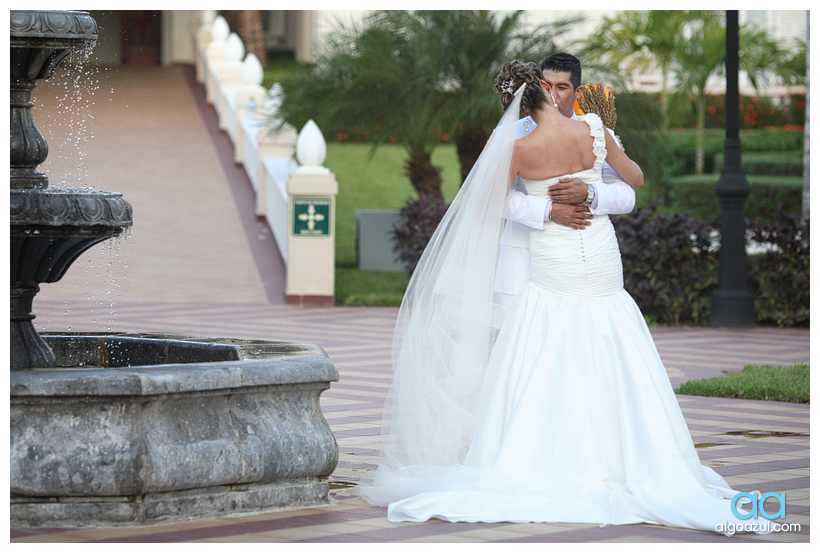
[291,197,332,237]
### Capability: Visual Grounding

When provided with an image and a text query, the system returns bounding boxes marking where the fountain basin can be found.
[10,333,339,526]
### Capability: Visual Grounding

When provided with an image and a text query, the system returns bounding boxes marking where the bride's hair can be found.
[495,60,548,114]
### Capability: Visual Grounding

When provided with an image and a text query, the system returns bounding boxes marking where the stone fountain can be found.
[10,10,338,526]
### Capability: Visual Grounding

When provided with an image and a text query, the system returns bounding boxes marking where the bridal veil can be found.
[358,86,525,506]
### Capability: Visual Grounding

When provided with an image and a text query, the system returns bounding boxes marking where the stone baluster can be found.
[245,82,297,214]
[231,53,269,161]
[214,33,245,127]
[285,120,337,306]
[215,33,245,124]
[204,15,229,104]
[195,10,216,83]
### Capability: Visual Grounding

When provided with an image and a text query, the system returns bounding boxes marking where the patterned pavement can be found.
[11,64,810,543]
[17,302,811,543]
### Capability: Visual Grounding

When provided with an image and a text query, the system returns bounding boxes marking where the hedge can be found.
[667,174,803,223]
[712,150,803,177]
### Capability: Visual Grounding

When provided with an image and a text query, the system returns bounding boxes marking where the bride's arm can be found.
[508,151,520,190]
[603,131,643,188]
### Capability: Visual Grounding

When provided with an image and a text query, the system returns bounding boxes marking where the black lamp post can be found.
[710,10,756,327]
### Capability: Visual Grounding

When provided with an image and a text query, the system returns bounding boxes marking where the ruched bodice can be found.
[519,114,623,296]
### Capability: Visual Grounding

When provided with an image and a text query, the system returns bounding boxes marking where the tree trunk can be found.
[455,126,490,186]
[695,92,706,175]
[236,10,266,68]
[405,153,443,199]
[803,11,810,219]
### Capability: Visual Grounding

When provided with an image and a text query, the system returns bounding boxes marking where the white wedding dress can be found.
[360,94,755,535]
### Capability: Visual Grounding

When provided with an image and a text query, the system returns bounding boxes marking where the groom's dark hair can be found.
[540,53,582,90]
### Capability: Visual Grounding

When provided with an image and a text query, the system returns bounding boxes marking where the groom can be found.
[495,53,637,306]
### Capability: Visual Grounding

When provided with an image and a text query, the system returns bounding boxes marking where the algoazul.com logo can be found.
[715,492,801,535]
[730,492,785,520]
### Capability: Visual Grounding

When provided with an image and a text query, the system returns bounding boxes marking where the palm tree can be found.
[584,10,795,176]
[276,10,583,195]
[671,12,726,174]
[581,10,695,131]
[236,10,266,68]
[417,10,581,184]
[275,11,451,199]
[673,13,790,173]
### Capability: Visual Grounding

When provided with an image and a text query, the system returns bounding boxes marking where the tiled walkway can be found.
[12,64,810,543]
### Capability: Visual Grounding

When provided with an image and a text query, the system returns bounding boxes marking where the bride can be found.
[359,60,755,535]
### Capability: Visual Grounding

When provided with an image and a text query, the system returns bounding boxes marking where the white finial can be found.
[200,10,216,26]
[241,53,263,86]
[210,15,229,42]
[225,33,245,62]
[295,120,329,173]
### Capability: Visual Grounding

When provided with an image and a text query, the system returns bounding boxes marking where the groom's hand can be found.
[548,178,588,204]
[551,203,592,229]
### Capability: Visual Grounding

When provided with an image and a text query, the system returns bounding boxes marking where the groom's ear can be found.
[574,86,583,100]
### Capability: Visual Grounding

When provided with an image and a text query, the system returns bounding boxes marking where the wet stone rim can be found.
[10,191,133,228]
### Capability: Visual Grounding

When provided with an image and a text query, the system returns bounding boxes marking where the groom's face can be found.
[541,69,580,119]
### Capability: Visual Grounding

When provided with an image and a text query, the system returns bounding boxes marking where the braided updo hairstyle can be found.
[495,60,548,115]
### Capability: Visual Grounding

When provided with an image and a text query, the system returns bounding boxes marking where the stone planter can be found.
[356,209,403,272]
[10,333,339,526]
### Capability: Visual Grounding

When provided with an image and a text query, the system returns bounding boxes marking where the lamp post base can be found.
[710,289,756,327]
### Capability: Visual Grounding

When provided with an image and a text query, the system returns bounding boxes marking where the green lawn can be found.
[675,364,809,403]
[325,142,462,267]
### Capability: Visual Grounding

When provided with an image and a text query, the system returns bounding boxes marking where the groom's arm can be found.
[504,184,550,230]
[505,186,594,230]
[547,177,635,216]
[592,170,636,215]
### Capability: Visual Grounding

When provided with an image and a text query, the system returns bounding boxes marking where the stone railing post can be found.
[230,53,269,160]
[214,32,244,122]
[241,83,297,215]
[285,120,336,306]
[204,15,229,103]
[195,10,216,83]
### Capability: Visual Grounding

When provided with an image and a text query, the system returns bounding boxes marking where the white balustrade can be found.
[195,10,216,83]
[199,17,336,304]
[226,53,268,153]
[214,33,245,119]
[204,15,229,103]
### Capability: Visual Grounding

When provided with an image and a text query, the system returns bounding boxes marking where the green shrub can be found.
[391,195,449,276]
[663,129,725,177]
[613,203,718,326]
[660,128,805,185]
[675,364,809,403]
[747,207,810,327]
[713,151,803,177]
[667,174,803,223]
[615,204,809,327]
[740,127,805,152]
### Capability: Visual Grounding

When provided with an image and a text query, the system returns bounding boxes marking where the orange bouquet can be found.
[573,82,617,129]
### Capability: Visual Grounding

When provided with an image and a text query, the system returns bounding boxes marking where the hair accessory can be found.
[501,79,515,95]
